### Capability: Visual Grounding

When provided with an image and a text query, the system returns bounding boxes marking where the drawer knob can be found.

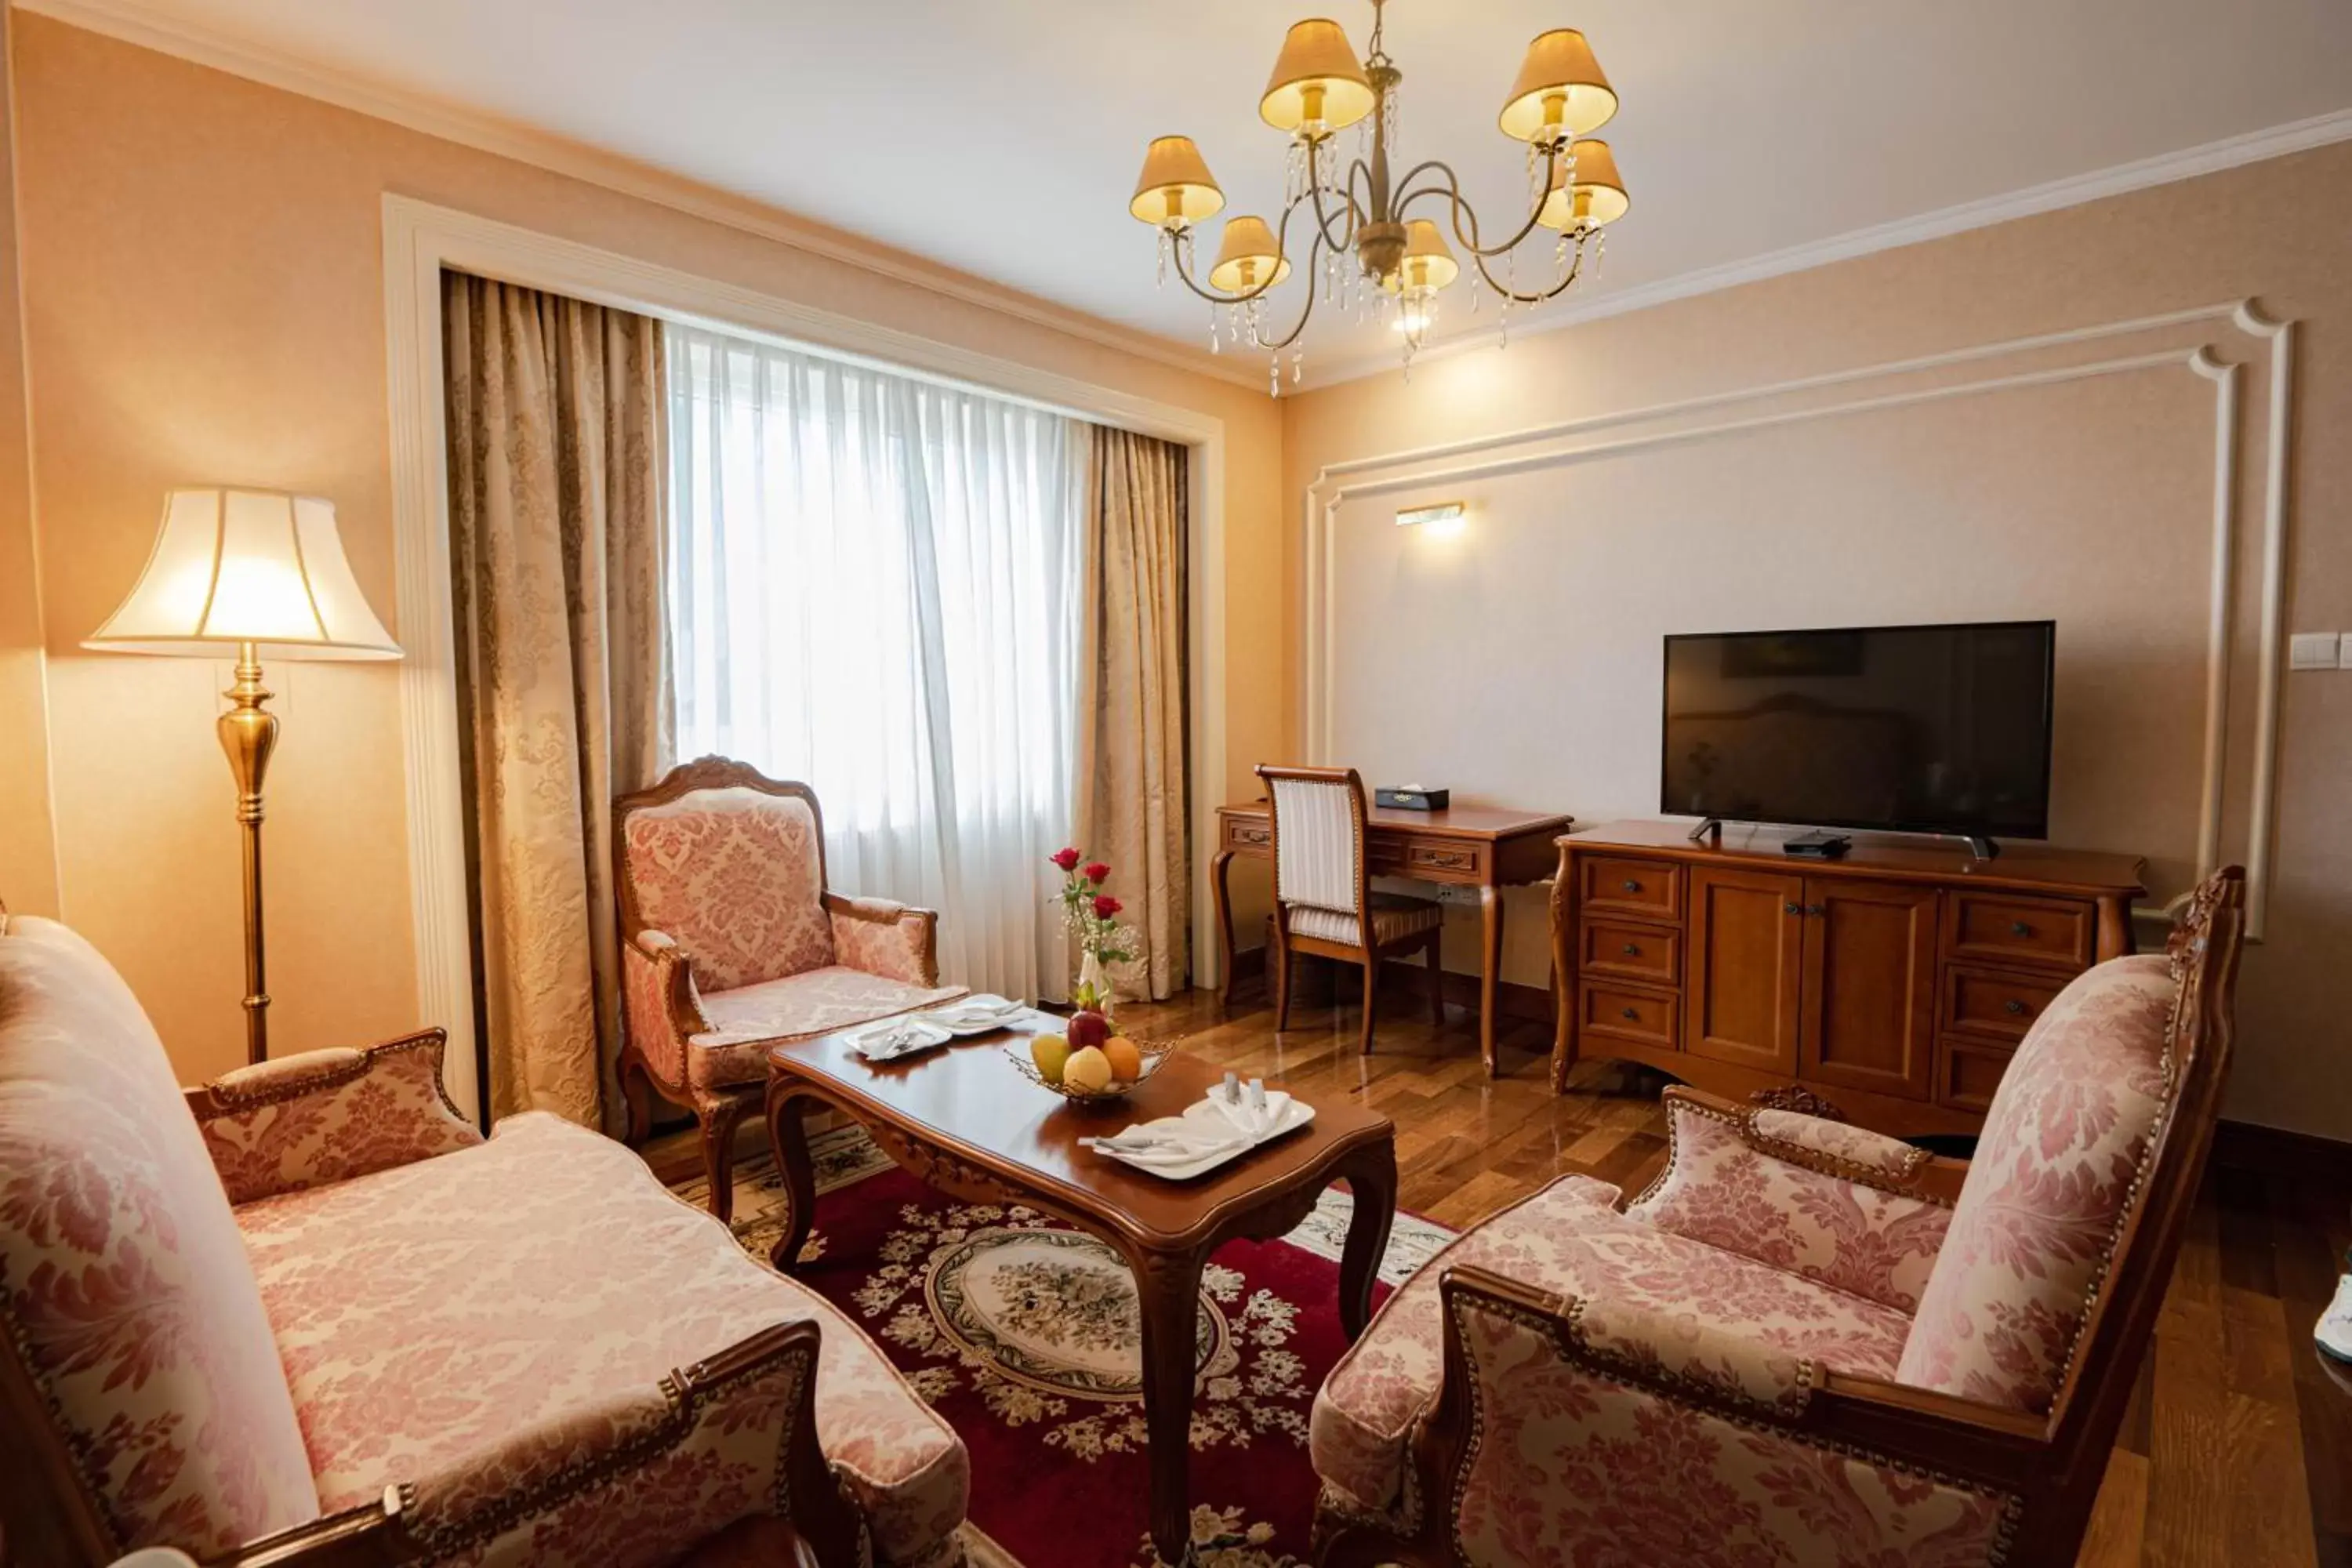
[1784,902,1801,916]
[1621,942,1640,956]
[2010,920,2032,938]
[1805,903,1826,917]
[1620,1006,1639,1020]
[1621,878,1641,893]
[2005,999,2027,1016]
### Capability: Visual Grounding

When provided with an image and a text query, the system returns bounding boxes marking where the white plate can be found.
[928,994,1030,1036]
[1087,1094,1317,1181]
[848,1015,954,1062]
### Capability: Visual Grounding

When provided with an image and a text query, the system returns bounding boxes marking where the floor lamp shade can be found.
[85,488,400,659]
[85,488,401,1064]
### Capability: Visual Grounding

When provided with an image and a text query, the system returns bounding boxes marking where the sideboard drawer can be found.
[1943,965,2067,1042]
[1579,855,1683,921]
[1581,919,1680,986]
[1937,1036,2016,1112]
[1221,816,1272,855]
[1944,891,2095,971]
[1580,981,1679,1052]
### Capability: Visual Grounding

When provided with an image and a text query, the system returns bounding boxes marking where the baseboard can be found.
[2209,1118,2352,1185]
[1225,943,1555,1024]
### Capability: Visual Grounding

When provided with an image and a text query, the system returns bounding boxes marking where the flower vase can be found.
[1076,948,1116,1022]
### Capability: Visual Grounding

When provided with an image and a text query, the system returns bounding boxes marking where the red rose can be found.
[1051,847,1081,872]
[1093,895,1123,920]
[1083,862,1112,885]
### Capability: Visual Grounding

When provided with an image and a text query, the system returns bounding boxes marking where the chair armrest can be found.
[823,892,942,987]
[1622,1087,1961,1312]
[394,1319,866,1566]
[623,931,712,1094]
[1404,1266,2031,1564]
[186,1030,482,1206]
[198,1494,419,1567]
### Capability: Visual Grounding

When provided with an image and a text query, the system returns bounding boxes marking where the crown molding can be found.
[1301,106,2352,389]
[12,0,1264,391]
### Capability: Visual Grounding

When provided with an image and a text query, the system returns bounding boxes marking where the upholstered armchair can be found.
[0,913,970,1568]
[616,757,966,1218]
[1311,868,2245,1568]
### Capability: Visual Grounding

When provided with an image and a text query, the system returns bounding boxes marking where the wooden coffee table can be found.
[763,1021,1398,1568]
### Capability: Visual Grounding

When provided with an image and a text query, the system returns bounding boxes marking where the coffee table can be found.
[763,1020,1398,1568]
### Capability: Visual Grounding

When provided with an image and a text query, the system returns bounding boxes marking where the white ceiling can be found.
[38,0,2352,380]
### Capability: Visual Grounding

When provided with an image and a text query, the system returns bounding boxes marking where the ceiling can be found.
[36,0,2352,382]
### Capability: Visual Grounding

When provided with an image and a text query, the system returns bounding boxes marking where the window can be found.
[665,325,1083,998]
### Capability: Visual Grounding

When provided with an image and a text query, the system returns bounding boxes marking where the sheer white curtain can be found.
[666,325,1083,999]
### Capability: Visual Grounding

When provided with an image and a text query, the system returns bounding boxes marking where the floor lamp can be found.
[85,488,401,1064]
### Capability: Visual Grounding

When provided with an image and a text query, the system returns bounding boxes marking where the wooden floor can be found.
[1103,968,2352,1568]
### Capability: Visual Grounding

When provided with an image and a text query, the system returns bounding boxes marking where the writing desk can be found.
[1211,800,1573,1076]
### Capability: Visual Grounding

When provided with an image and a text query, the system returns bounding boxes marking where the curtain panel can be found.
[443,271,672,1130]
[664,325,1081,1002]
[1073,426,1191,1000]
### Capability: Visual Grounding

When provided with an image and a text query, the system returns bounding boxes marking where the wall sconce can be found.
[1396,499,1467,536]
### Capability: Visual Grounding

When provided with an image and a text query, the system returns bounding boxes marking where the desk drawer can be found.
[1221,816,1272,855]
[1399,837,1487,883]
[1942,965,2067,1043]
[1579,855,1683,921]
[1944,892,2094,971]
[1581,919,1680,986]
[1581,981,1680,1052]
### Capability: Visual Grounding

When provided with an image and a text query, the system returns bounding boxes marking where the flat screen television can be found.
[1661,620,2055,843]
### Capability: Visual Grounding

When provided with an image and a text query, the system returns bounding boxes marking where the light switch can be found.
[2291,633,2339,671]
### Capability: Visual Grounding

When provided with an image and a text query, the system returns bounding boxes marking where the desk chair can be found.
[1258,764,1445,1054]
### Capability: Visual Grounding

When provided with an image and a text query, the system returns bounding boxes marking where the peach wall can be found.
[9,15,1284,1085]
[0,5,58,922]
[1280,143,2352,1140]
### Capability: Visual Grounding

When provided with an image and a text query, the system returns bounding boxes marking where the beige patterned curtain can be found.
[444,272,671,1129]
[1073,426,1189,999]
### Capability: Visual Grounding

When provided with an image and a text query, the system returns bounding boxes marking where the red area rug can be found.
[684,1130,1451,1568]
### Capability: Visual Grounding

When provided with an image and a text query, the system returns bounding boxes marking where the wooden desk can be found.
[1212,800,1573,1076]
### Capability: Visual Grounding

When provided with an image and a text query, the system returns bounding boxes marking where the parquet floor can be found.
[666,967,2352,1566]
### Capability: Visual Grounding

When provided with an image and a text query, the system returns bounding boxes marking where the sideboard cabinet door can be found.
[1683,866,1803,1076]
[1798,877,1939,1102]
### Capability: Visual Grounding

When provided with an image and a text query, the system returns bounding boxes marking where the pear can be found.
[1029,1033,1072,1084]
[1063,1045,1113,1093]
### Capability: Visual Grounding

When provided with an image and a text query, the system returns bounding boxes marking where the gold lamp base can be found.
[219,640,278,1065]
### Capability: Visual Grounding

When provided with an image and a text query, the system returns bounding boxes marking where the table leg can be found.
[1337,1141,1398,1342]
[764,1087,817,1273]
[1478,884,1505,1078]
[1131,1245,1207,1568]
[1211,848,1238,1005]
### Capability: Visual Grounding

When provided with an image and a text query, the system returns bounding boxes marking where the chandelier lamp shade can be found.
[1128,0,1630,385]
[85,488,401,1063]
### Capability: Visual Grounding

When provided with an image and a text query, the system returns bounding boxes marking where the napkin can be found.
[851,1018,944,1059]
[1080,1121,1248,1167]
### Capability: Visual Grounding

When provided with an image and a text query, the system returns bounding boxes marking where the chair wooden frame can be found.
[613,755,942,1221]
[1258,764,1444,1055]
[1315,867,2248,1568]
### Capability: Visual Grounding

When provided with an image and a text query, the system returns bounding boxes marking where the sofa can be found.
[0,913,969,1567]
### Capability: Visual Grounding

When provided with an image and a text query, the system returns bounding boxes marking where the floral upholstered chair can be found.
[0,912,970,1568]
[617,757,966,1218]
[1310,868,2245,1568]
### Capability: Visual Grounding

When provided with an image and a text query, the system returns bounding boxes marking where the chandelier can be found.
[1127,0,1627,390]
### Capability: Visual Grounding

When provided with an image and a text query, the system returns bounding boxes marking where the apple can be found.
[1102,1035,1142,1082]
[1029,1033,1072,1084]
[1064,1045,1112,1093]
[1067,1009,1110,1050]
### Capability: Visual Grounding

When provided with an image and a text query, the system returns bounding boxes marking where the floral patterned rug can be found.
[676,1127,1454,1568]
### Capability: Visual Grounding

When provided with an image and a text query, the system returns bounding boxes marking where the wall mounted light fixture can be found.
[1396,500,1466,529]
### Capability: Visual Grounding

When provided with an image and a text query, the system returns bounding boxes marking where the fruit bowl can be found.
[1006,1032,1181,1104]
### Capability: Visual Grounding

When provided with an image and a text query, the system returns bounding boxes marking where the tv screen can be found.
[1661,621,2055,840]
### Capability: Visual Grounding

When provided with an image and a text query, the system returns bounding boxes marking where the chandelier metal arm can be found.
[1469,227,1592,305]
[1240,226,1330,352]
[1165,195,1327,308]
[1301,151,1366,252]
[1393,140,1565,260]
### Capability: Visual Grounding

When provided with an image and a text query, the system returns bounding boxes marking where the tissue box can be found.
[1374,786,1449,811]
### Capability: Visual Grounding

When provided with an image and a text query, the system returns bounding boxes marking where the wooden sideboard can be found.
[1549,821,2147,1135]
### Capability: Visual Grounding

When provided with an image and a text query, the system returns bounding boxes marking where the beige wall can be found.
[0,5,58,921]
[9,15,1284,1085]
[1280,143,2352,1139]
